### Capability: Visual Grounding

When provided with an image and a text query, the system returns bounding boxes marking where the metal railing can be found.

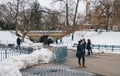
[0,49,21,61]
[73,43,120,51]
[92,45,120,51]
[52,46,67,63]
[0,44,33,61]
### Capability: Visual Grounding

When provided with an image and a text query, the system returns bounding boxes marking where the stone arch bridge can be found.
[27,31,67,42]
[27,25,91,42]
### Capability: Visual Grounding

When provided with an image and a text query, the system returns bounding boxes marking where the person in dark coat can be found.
[56,40,58,45]
[76,40,86,68]
[82,38,86,55]
[47,38,50,46]
[86,39,93,55]
[43,37,48,47]
[60,38,62,43]
[71,33,74,41]
[16,37,22,50]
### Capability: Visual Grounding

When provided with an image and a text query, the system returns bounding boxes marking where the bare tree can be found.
[2,0,35,34]
[112,0,120,31]
[100,0,113,31]
[52,0,71,26]
[19,0,43,41]
[73,0,80,26]
[1,0,40,41]
[6,0,22,35]
[90,0,114,31]
[91,5,103,31]
[30,1,42,30]
[52,0,86,27]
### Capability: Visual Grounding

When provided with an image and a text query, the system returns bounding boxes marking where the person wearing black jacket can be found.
[76,40,86,68]
[82,38,86,55]
[86,39,93,55]
[16,37,22,50]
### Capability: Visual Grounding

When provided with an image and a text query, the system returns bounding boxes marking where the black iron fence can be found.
[0,44,33,61]
[0,49,21,61]
[92,45,120,51]
[73,43,120,51]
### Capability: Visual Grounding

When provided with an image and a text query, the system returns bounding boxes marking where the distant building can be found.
[85,0,90,24]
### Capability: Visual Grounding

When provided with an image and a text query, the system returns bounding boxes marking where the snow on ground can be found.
[0,30,120,76]
[0,31,33,46]
[0,30,120,56]
[0,48,53,76]
[61,31,120,46]
[52,30,120,54]
[0,31,53,76]
[1,30,120,51]
[0,31,44,49]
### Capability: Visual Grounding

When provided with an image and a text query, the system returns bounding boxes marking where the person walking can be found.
[43,37,47,47]
[16,37,22,50]
[71,33,74,41]
[76,40,86,68]
[47,38,50,46]
[86,39,93,55]
[60,38,62,43]
[56,40,58,45]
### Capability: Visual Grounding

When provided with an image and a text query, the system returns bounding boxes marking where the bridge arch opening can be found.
[39,35,54,44]
[39,35,48,43]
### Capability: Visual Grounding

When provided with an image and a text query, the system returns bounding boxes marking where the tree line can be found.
[90,0,120,31]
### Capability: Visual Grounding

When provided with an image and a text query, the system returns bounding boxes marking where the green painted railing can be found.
[53,46,67,63]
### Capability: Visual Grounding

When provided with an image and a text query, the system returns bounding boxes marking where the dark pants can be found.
[16,44,21,50]
[78,55,85,66]
[87,49,93,55]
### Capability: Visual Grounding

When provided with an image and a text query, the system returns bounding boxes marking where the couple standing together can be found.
[76,39,92,68]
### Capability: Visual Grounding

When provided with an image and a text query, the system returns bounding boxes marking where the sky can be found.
[38,0,86,14]
[38,0,52,8]
[0,0,86,15]
[0,0,86,14]
[0,30,120,76]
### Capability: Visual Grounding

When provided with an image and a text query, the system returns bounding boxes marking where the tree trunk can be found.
[66,0,69,26]
[21,23,29,41]
[15,21,18,35]
[15,0,20,35]
[105,5,110,31]
[21,30,28,41]
[73,0,80,26]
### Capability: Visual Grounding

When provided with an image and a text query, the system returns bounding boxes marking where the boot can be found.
[79,64,82,68]
[82,65,86,68]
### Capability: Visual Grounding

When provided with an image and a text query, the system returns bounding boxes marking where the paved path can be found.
[63,49,120,76]
[21,64,96,76]
[20,48,120,76]
[20,48,98,76]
